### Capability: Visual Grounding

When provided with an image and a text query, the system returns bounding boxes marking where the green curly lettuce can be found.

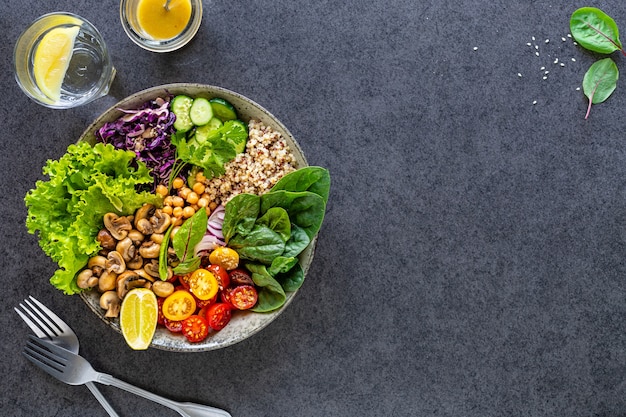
[25,142,162,295]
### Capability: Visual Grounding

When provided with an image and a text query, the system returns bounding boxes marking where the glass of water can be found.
[14,12,116,109]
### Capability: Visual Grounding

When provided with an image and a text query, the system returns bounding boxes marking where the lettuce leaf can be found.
[25,142,162,295]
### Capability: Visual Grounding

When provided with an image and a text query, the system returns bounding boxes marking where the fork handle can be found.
[96,373,232,417]
[85,381,120,417]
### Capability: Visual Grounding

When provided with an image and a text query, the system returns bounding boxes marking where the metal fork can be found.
[24,336,232,417]
[15,296,119,417]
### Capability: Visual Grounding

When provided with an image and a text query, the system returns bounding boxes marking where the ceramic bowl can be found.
[78,83,315,351]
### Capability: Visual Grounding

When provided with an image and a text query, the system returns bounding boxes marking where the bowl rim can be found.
[78,83,316,352]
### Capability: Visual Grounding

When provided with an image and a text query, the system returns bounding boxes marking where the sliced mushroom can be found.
[103,213,132,240]
[150,233,165,244]
[134,204,156,235]
[143,259,160,278]
[138,241,160,259]
[116,237,136,262]
[116,270,148,300]
[96,228,117,251]
[126,253,144,270]
[77,269,98,289]
[150,210,171,234]
[87,255,107,277]
[167,247,179,267]
[128,229,145,245]
[152,281,175,298]
[133,268,156,282]
[100,291,121,318]
[106,251,126,274]
[98,270,118,292]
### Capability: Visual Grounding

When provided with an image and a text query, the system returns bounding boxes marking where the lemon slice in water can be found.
[120,288,158,350]
[33,25,80,102]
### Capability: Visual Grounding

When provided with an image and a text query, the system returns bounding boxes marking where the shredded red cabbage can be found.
[95,97,177,190]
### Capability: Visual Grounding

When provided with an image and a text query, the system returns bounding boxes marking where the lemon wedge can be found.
[120,288,158,350]
[33,25,80,102]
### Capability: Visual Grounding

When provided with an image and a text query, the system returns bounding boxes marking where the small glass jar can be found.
[120,0,202,53]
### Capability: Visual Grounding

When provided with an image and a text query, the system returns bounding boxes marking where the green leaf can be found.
[246,263,286,312]
[172,208,207,263]
[256,207,291,242]
[582,58,619,119]
[159,224,175,281]
[260,190,326,239]
[570,7,624,55]
[282,224,311,258]
[275,262,305,292]
[270,166,331,204]
[268,256,298,276]
[228,225,286,264]
[222,193,260,242]
[173,257,202,275]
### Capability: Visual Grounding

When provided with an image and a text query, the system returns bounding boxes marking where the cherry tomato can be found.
[229,268,254,286]
[209,247,239,270]
[177,273,192,290]
[206,264,230,290]
[162,290,197,321]
[182,315,210,343]
[228,285,258,310]
[164,318,183,333]
[220,288,235,309]
[206,303,232,331]
[157,298,166,325]
[188,268,219,301]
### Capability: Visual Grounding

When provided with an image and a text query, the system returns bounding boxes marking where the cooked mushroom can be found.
[98,270,118,292]
[134,204,156,235]
[116,237,136,262]
[106,251,126,274]
[126,253,144,270]
[77,269,98,289]
[167,247,180,267]
[103,213,132,240]
[152,281,175,298]
[143,259,160,278]
[133,268,156,282]
[150,210,171,234]
[128,229,144,245]
[116,270,148,300]
[150,233,164,244]
[100,291,121,318]
[138,241,160,259]
[96,228,117,250]
[87,255,107,277]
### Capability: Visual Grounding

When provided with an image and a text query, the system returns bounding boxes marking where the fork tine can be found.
[25,296,65,335]
[23,338,67,380]
[27,296,70,334]
[14,306,48,339]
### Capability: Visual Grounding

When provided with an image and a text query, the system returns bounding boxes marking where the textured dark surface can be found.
[3,0,626,416]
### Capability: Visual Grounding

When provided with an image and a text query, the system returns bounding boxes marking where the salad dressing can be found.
[137,0,192,40]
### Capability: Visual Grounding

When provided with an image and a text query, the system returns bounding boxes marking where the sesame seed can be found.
[576,87,580,91]
[554,58,559,64]
[545,39,549,43]
[535,45,539,50]
[544,70,549,74]
[535,52,540,56]
[543,76,548,80]
[532,36,536,41]
[571,58,576,62]
[562,37,567,42]
[540,66,545,71]
[473,47,478,51]
[567,34,572,38]
[517,73,522,77]
[560,63,565,67]
[527,42,532,46]
[533,100,537,105]
[573,42,578,46]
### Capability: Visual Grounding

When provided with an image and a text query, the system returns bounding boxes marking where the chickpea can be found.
[179,187,191,200]
[172,177,185,189]
[172,206,183,218]
[195,171,207,183]
[172,196,185,207]
[163,195,174,206]
[156,184,169,197]
[209,201,218,211]
[183,206,196,218]
[186,191,199,205]
[162,205,173,216]
[197,197,209,208]
[192,182,205,195]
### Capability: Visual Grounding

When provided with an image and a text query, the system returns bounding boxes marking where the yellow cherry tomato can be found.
[162,290,196,321]
[209,247,239,270]
[188,268,219,300]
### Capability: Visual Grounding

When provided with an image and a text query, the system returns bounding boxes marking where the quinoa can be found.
[202,119,297,205]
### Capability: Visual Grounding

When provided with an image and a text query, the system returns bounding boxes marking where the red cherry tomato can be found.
[228,285,258,310]
[206,303,232,331]
[206,264,230,290]
[220,288,235,309]
[164,318,183,333]
[229,268,254,286]
[182,315,210,343]
[157,298,166,325]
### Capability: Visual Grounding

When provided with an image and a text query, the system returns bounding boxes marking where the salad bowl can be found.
[78,83,316,352]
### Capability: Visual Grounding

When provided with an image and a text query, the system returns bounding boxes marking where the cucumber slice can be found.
[209,98,238,121]
[190,98,214,126]
[171,95,194,132]
[194,117,223,143]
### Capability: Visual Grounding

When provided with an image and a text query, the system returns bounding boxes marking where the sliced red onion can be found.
[194,235,225,257]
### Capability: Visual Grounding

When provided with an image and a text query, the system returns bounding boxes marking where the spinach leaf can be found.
[268,256,298,276]
[222,193,260,242]
[246,263,286,312]
[228,224,286,264]
[282,224,311,258]
[570,7,625,55]
[582,58,619,119]
[276,262,305,292]
[256,207,291,242]
[260,190,326,239]
[172,208,207,272]
[270,166,331,204]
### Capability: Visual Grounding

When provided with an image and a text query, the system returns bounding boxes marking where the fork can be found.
[15,296,119,417]
[24,336,233,417]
